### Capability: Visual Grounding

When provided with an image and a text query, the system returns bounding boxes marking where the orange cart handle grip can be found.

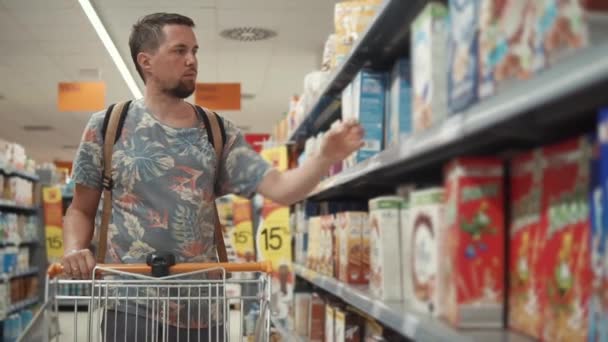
[48,261,273,278]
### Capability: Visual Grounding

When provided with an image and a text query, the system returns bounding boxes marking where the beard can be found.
[165,79,196,99]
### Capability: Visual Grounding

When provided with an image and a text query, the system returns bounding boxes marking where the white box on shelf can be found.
[351,69,387,163]
[369,196,404,301]
[405,187,445,316]
[412,2,449,132]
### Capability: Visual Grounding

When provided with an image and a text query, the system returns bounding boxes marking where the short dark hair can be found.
[129,13,195,82]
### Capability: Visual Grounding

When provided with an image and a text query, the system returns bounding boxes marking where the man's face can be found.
[146,24,198,98]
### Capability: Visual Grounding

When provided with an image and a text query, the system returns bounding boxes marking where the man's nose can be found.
[186,53,196,66]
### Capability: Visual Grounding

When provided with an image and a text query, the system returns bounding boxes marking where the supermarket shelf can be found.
[294,265,533,342]
[1,267,40,281]
[310,43,608,200]
[0,165,39,182]
[8,297,38,315]
[288,0,428,142]
[0,240,39,247]
[0,201,39,214]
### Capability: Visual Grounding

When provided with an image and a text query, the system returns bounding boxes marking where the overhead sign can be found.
[244,133,270,153]
[195,83,241,111]
[58,82,106,112]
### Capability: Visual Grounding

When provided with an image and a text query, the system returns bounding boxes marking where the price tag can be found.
[256,202,291,266]
[231,197,255,261]
[43,186,64,262]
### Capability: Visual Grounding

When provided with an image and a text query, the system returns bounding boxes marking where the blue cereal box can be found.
[387,58,413,148]
[448,0,479,113]
[592,108,608,342]
[412,2,449,132]
[352,69,387,163]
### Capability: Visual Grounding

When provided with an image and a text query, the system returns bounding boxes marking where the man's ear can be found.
[137,52,152,76]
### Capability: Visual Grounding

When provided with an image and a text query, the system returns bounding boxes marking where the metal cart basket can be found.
[19,260,273,342]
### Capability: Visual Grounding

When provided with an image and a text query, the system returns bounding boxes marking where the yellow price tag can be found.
[46,225,64,261]
[232,222,254,260]
[256,204,292,273]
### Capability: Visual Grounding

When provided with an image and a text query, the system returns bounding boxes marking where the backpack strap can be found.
[97,100,131,263]
[194,105,229,263]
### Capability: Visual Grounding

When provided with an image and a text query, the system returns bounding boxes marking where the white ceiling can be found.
[0,0,338,162]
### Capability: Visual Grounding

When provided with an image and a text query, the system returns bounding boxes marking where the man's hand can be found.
[319,118,365,164]
[257,118,365,206]
[61,249,96,279]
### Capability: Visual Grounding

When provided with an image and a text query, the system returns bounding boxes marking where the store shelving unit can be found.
[0,166,39,183]
[271,316,304,342]
[288,0,428,142]
[1,267,40,281]
[7,298,38,316]
[307,42,608,200]
[0,201,39,215]
[286,0,608,341]
[294,265,533,342]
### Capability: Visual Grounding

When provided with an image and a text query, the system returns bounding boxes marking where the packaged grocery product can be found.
[398,190,412,304]
[320,215,336,277]
[335,308,362,342]
[369,196,403,300]
[325,304,335,342]
[309,294,326,342]
[479,0,537,98]
[508,149,544,339]
[536,0,588,68]
[336,212,367,284]
[589,119,607,341]
[361,212,371,283]
[387,58,412,148]
[351,69,387,163]
[412,2,449,132]
[294,292,311,337]
[323,34,338,71]
[540,136,593,342]
[440,157,505,328]
[448,0,479,113]
[405,187,445,316]
[307,217,322,271]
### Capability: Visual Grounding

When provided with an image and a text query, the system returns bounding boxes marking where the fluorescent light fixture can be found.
[78,0,143,99]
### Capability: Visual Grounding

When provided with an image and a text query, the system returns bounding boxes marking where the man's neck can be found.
[144,86,196,127]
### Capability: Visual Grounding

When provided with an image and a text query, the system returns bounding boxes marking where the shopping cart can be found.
[18,257,273,342]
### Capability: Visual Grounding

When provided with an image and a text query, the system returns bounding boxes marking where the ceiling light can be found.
[220,27,277,42]
[77,0,142,99]
[23,125,54,132]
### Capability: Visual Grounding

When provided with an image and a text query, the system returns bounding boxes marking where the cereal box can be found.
[361,212,371,283]
[406,187,445,315]
[412,2,448,132]
[369,197,403,300]
[294,292,311,337]
[448,0,479,113]
[336,212,367,284]
[309,294,326,342]
[352,69,387,163]
[308,217,322,272]
[440,158,504,328]
[591,109,608,342]
[508,149,544,339]
[478,0,537,98]
[536,0,588,68]
[325,304,335,342]
[399,197,412,304]
[387,58,413,148]
[320,215,336,277]
[541,137,593,342]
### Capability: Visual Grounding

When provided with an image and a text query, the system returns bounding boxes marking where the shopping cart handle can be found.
[47,260,273,278]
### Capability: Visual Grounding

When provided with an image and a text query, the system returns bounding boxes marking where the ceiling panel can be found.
[0,0,76,10]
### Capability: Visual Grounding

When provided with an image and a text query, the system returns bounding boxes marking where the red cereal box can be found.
[508,149,545,339]
[540,136,593,342]
[440,157,505,328]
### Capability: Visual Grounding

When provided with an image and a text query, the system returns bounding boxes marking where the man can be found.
[62,12,363,341]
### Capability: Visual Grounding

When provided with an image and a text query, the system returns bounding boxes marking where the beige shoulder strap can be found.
[200,107,229,263]
[97,102,129,263]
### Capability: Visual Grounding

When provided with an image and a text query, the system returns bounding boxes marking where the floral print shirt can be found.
[71,98,271,327]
